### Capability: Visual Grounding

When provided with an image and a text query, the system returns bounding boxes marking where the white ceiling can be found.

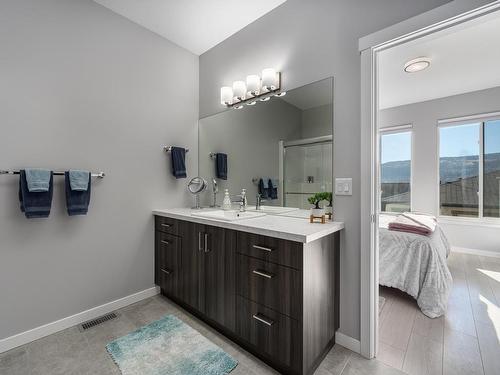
[281,78,333,110]
[94,0,287,55]
[378,12,500,109]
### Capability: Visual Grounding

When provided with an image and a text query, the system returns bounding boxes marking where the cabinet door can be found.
[179,220,205,313]
[155,232,181,298]
[203,225,237,331]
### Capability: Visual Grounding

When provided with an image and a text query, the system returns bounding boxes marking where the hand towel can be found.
[25,168,51,192]
[19,170,53,218]
[216,153,228,180]
[65,171,91,216]
[171,147,187,179]
[268,178,278,200]
[69,170,90,191]
[258,178,268,199]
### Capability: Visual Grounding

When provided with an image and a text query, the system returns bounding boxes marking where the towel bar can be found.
[0,170,105,178]
[164,146,189,153]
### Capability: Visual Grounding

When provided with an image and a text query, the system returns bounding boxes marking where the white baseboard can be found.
[451,246,500,259]
[0,286,159,354]
[335,331,361,354]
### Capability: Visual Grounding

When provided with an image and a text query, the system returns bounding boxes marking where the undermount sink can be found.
[191,209,266,221]
[246,205,300,215]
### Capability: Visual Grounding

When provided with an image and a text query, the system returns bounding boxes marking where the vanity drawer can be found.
[237,254,301,320]
[155,216,179,235]
[236,295,300,371]
[155,232,181,298]
[237,232,303,270]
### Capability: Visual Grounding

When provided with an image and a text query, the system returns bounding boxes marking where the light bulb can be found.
[246,75,261,96]
[232,81,246,101]
[220,86,233,105]
[262,68,278,91]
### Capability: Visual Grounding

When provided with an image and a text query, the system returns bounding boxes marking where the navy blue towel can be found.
[268,178,278,200]
[258,178,268,199]
[216,153,227,180]
[171,147,187,179]
[18,170,53,218]
[65,172,91,216]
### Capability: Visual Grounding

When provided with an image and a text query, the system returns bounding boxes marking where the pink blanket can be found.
[388,212,437,236]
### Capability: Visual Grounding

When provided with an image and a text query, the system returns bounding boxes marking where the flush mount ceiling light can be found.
[220,68,285,109]
[404,57,431,73]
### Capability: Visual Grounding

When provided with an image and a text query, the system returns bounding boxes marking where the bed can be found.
[379,214,452,318]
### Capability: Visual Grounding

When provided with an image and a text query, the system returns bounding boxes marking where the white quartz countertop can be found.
[153,208,344,243]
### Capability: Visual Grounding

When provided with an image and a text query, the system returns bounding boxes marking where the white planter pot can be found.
[311,208,325,217]
[324,206,333,215]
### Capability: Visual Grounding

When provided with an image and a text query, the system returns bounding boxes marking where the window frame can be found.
[437,111,500,224]
[378,124,413,215]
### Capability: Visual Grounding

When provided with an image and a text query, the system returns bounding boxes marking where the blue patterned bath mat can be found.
[106,315,238,375]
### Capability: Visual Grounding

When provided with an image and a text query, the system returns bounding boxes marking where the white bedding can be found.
[379,214,452,318]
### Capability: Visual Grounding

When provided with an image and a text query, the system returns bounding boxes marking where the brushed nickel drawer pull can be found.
[198,232,203,251]
[252,313,274,326]
[161,223,172,228]
[252,245,273,252]
[161,268,172,275]
[252,269,274,279]
[161,240,170,245]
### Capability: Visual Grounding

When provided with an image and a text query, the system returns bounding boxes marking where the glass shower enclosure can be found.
[280,135,333,209]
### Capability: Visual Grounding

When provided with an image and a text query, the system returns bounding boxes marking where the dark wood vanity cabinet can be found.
[154,215,340,375]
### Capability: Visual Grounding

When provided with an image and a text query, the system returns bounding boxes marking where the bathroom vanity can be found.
[153,208,344,375]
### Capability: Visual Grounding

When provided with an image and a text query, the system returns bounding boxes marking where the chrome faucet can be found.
[234,189,248,212]
[256,194,266,210]
[210,179,219,208]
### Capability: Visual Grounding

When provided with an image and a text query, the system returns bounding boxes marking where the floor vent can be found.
[79,312,118,331]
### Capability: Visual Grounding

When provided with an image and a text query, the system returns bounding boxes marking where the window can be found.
[439,116,500,219]
[380,130,412,213]
[484,120,500,218]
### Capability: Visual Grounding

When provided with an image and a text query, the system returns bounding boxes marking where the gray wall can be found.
[0,0,198,339]
[199,0,450,340]
[301,104,334,139]
[379,86,500,254]
[199,99,301,206]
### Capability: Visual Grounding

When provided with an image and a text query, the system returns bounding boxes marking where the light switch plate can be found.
[335,178,352,196]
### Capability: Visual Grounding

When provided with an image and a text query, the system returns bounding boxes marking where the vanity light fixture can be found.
[220,68,284,109]
[404,57,431,73]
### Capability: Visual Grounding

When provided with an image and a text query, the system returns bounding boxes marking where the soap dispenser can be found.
[222,189,232,210]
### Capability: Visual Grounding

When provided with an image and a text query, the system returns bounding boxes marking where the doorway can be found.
[360,0,500,362]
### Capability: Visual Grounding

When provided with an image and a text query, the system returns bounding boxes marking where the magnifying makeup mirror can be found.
[187,177,207,209]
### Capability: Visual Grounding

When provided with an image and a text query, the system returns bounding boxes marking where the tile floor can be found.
[0,293,406,375]
[378,252,500,375]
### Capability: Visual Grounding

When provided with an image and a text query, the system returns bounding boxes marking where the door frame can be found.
[359,0,500,359]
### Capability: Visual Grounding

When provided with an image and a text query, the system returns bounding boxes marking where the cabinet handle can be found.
[161,240,170,245]
[198,232,203,251]
[252,269,274,279]
[252,245,273,252]
[252,313,275,326]
[161,223,172,228]
[161,268,172,275]
[204,233,209,253]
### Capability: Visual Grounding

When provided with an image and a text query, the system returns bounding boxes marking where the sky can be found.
[381,120,500,163]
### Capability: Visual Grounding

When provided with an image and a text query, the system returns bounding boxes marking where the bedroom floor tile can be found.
[379,252,500,375]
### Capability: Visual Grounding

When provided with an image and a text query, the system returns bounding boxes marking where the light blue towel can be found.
[25,168,52,192]
[270,178,279,189]
[69,170,90,191]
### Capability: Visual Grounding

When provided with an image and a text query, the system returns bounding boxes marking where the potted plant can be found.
[308,193,326,217]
